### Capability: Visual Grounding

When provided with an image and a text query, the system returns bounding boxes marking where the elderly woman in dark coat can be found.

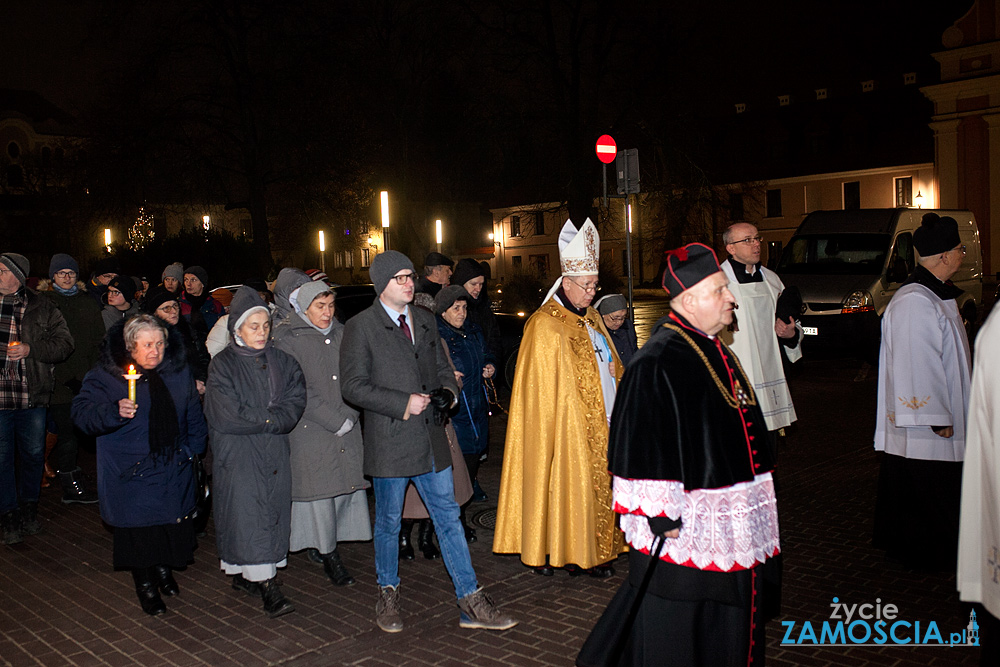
[434,286,496,541]
[72,315,207,616]
[204,286,306,618]
[273,280,371,587]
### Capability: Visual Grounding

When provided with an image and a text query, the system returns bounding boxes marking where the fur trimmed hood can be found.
[98,318,189,377]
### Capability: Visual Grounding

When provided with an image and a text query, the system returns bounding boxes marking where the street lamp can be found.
[914,190,924,209]
[202,214,210,231]
[104,228,111,253]
[380,191,390,251]
[436,219,442,252]
[318,230,326,272]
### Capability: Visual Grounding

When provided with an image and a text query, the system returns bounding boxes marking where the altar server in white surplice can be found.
[719,223,802,452]
[958,303,1000,660]
[874,212,971,571]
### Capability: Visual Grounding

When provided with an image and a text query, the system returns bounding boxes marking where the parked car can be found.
[776,208,983,355]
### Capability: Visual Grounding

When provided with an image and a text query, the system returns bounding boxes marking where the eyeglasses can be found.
[606,314,627,323]
[0,269,11,276]
[54,270,77,279]
[957,245,967,255]
[392,272,417,285]
[156,304,180,313]
[730,235,763,246]
[108,289,122,297]
[566,277,600,293]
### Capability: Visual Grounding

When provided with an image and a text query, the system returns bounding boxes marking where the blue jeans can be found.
[0,407,47,514]
[373,467,478,600]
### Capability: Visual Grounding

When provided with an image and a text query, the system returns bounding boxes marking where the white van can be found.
[775,208,982,351]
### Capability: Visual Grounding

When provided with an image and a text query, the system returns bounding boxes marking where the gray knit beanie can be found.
[370,251,415,295]
[1,253,29,285]
[162,262,184,282]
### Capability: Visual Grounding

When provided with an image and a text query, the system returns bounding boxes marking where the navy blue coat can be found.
[72,321,207,528]
[437,317,495,457]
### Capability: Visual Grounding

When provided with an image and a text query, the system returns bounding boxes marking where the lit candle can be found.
[124,364,142,403]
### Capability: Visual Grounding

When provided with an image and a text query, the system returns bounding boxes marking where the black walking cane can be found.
[610,535,666,660]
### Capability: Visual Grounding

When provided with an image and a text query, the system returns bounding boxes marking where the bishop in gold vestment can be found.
[494,219,627,571]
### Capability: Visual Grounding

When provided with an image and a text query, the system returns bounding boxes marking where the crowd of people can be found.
[0,249,525,631]
[8,211,993,665]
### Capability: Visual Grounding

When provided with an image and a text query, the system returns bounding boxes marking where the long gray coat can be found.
[273,313,367,501]
[205,342,306,565]
[341,301,458,478]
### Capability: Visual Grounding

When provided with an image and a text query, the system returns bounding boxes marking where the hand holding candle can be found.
[124,364,142,403]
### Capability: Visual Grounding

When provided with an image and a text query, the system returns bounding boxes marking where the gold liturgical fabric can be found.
[494,298,627,569]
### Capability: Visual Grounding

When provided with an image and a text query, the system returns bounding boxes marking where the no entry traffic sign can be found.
[595,134,617,164]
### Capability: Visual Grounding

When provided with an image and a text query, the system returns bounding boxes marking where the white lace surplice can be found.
[614,474,780,572]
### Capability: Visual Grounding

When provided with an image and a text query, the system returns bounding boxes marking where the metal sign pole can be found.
[622,157,634,325]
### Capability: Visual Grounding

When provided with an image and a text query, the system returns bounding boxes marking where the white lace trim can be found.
[613,474,780,572]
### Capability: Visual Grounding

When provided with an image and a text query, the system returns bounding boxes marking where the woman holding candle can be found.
[72,315,207,616]
[204,286,306,618]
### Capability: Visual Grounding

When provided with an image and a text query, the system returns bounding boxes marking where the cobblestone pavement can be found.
[0,351,982,666]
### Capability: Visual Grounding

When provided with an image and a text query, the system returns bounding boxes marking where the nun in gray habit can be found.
[273,280,372,587]
[205,286,306,618]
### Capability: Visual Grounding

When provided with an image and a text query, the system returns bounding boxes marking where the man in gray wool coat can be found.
[340,250,517,634]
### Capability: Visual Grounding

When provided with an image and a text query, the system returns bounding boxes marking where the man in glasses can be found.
[341,251,516,633]
[719,222,802,458]
[495,218,626,578]
[875,212,971,571]
[40,254,104,505]
[0,253,73,545]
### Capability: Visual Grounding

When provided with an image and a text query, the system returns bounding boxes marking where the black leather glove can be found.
[428,387,454,426]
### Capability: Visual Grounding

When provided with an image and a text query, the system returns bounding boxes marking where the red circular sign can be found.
[595,134,617,164]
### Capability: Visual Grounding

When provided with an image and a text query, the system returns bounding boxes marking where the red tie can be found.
[398,314,412,343]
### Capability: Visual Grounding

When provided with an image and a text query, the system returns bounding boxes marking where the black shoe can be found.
[305,548,325,565]
[260,577,295,618]
[464,524,477,544]
[471,479,488,503]
[153,565,179,596]
[398,520,415,561]
[57,468,98,505]
[132,568,167,616]
[19,502,41,536]
[1,509,22,545]
[322,549,356,586]
[566,563,615,578]
[417,519,439,560]
[232,574,262,596]
[533,565,554,576]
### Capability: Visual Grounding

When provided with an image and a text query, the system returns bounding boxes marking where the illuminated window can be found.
[894,177,912,207]
[510,215,521,237]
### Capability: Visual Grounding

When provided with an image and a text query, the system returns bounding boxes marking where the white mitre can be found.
[558,218,600,276]
[543,218,600,304]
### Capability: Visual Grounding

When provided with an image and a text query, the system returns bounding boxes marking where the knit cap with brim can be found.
[434,285,471,315]
[0,253,29,286]
[370,251,416,295]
